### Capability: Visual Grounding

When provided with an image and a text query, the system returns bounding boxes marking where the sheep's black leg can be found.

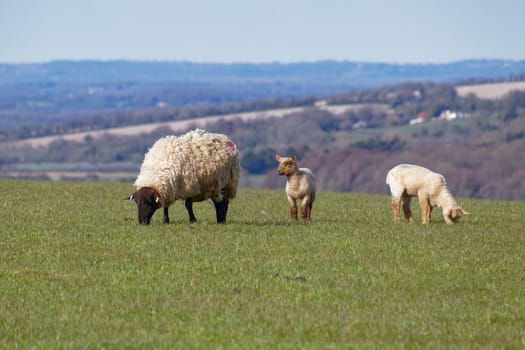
[214,190,230,223]
[221,200,229,223]
[163,207,170,223]
[214,201,225,223]
[185,198,197,223]
[222,190,230,223]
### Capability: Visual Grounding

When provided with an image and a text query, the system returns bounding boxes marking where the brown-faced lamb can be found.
[275,154,316,221]
[385,163,468,224]
[129,129,239,225]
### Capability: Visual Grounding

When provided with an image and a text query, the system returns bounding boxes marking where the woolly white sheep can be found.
[275,155,316,221]
[386,164,468,224]
[129,129,239,225]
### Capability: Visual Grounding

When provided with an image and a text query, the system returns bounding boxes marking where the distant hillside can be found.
[2,59,525,84]
[2,59,525,131]
[12,80,525,147]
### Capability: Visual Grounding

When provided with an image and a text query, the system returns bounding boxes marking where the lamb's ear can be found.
[459,207,470,215]
[275,154,281,161]
[128,194,134,201]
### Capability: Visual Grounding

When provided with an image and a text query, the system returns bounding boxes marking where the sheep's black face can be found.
[129,187,162,225]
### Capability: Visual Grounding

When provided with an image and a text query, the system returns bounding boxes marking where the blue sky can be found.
[1,0,524,64]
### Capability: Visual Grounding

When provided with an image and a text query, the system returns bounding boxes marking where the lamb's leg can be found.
[300,199,308,222]
[300,196,314,221]
[288,196,298,220]
[307,201,313,221]
[391,197,401,222]
[185,198,197,223]
[401,194,413,222]
[163,207,170,223]
[419,196,431,224]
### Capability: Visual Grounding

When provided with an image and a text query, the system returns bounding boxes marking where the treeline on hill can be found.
[2,82,525,200]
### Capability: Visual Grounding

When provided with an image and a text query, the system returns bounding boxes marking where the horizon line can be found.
[1,57,525,66]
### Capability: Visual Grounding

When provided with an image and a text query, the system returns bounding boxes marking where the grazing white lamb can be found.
[275,154,316,221]
[129,129,239,225]
[385,164,468,224]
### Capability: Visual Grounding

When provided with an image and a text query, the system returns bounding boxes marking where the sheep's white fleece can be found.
[134,129,239,206]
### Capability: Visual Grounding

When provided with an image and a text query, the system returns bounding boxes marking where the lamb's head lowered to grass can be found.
[386,163,469,224]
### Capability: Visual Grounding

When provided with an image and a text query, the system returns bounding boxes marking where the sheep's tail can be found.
[221,138,239,200]
[227,152,240,200]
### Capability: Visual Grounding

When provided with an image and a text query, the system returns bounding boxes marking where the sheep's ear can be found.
[291,155,296,163]
[128,194,134,201]
[275,154,281,161]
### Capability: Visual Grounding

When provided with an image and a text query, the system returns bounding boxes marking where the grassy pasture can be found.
[1,180,524,348]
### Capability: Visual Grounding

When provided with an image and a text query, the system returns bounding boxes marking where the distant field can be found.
[456,81,525,99]
[2,180,524,348]
[13,103,372,148]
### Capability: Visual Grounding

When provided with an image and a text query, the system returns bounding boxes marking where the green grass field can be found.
[1,179,524,348]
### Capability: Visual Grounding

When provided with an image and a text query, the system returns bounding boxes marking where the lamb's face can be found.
[275,154,298,176]
[129,187,162,225]
[446,207,465,223]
